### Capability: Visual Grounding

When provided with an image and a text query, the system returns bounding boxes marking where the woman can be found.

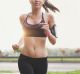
[12,0,59,74]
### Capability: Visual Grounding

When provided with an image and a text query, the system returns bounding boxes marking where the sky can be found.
[0,0,80,51]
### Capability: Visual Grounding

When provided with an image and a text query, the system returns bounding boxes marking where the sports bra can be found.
[23,13,47,37]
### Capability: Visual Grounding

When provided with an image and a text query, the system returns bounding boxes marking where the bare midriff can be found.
[20,37,48,58]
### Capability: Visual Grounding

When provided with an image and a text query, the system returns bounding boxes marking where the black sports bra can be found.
[23,13,47,37]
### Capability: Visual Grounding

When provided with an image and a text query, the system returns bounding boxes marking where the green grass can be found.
[0,70,80,74]
[0,57,80,62]
[0,58,80,62]
[0,71,14,73]
[0,58,18,62]
[48,58,62,61]
[48,58,80,62]
[48,70,80,74]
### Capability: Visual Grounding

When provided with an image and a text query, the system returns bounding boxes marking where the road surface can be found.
[0,62,80,74]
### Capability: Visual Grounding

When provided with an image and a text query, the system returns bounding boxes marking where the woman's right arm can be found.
[12,14,26,51]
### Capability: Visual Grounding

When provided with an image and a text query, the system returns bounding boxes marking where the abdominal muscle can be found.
[20,37,48,58]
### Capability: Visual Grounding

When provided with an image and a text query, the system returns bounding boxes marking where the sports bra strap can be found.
[41,13,45,23]
[23,12,45,26]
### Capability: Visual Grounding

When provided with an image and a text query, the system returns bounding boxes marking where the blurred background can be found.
[0,0,80,74]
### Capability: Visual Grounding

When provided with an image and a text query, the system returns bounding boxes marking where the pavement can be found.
[0,62,80,74]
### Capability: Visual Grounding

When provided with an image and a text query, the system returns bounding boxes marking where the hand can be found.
[12,44,19,51]
[40,23,51,36]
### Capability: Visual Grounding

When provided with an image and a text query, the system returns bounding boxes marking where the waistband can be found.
[20,53,48,60]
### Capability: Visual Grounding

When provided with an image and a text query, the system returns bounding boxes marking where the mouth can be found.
[35,1,40,6]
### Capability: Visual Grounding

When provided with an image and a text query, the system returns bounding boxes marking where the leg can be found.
[33,57,48,74]
[18,54,34,74]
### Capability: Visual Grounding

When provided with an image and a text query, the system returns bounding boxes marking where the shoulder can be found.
[47,13,55,28]
[19,14,27,24]
[48,13,54,19]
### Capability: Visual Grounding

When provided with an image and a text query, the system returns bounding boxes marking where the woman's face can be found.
[29,0,45,9]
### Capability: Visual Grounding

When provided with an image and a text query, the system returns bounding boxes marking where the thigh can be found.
[18,55,34,74]
[33,58,48,74]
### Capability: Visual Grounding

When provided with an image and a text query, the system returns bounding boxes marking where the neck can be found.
[31,8,42,16]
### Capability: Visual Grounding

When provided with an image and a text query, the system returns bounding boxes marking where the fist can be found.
[40,23,50,31]
[12,44,19,51]
[40,23,51,36]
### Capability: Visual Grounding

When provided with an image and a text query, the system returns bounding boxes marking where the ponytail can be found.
[43,0,60,12]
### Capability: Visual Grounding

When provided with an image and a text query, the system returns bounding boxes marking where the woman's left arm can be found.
[47,14,56,45]
[41,14,56,45]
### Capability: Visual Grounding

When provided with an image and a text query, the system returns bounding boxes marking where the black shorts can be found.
[18,54,48,74]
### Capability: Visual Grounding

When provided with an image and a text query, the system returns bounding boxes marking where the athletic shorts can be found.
[18,54,48,74]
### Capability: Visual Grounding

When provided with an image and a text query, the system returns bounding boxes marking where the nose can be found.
[35,0,40,4]
[35,0,40,2]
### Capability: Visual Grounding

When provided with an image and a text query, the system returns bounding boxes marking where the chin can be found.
[34,5,41,9]
[35,4,41,8]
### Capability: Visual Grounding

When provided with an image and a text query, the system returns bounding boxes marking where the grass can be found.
[0,58,18,62]
[48,70,80,74]
[0,70,80,74]
[48,58,80,62]
[0,57,80,62]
